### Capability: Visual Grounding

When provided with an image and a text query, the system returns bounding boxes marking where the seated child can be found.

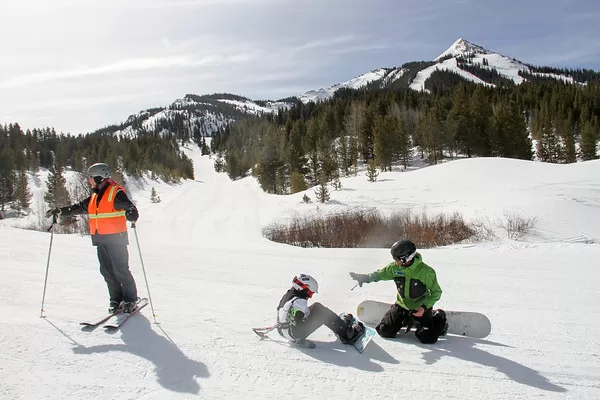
[277,273,365,348]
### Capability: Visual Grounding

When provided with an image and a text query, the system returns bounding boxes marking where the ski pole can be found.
[131,222,157,321]
[40,214,58,317]
[252,323,282,338]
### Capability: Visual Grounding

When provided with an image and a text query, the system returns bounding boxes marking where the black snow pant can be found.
[291,303,347,340]
[97,244,138,303]
[376,303,447,344]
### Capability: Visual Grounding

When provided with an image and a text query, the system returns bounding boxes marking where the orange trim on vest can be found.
[88,182,128,235]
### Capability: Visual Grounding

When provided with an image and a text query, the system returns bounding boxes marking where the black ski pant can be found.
[376,303,445,344]
[97,244,138,303]
[292,303,346,340]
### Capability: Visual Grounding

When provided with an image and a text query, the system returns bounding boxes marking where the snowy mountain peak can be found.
[435,38,490,61]
[299,68,389,103]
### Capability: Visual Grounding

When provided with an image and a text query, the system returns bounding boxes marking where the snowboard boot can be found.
[123,301,137,314]
[433,309,448,336]
[415,310,448,344]
[338,314,366,345]
[108,301,123,314]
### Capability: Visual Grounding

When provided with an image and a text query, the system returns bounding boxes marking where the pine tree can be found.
[343,101,365,174]
[580,119,599,160]
[373,115,396,171]
[555,116,576,163]
[103,153,126,186]
[286,120,307,175]
[532,106,562,163]
[13,171,32,215]
[492,101,533,160]
[150,187,161,203]
[0,148,15,212]
[44,163,71,208]
[446,84,471,157]
[359,107,375,163]
[365,159,379,182]
[305,119,321,186]
[417,107,444,164]
[290,171,308,194]
[469,87,493,156]
[388,103,411,168]
[201,135,210,155]
[314,176,330,203]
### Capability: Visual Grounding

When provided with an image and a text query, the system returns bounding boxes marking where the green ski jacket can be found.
[368,253,442,310]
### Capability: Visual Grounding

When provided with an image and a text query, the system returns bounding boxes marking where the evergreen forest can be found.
[1,67,600,218]
[211,76,600,194]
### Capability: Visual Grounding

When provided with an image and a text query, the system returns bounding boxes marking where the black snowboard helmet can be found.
[391,239,417,264]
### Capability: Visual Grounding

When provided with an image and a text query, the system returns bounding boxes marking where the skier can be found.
[349,239,448,344]
[45,162,140,314]
[277,273,365,348]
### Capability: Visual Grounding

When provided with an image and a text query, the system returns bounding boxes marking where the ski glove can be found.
[125,207,139,222]
[45,208,61,218]
[349,272,370,287]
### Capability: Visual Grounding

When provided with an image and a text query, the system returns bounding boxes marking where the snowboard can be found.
[339,313,376,353]
[356,300,491,339]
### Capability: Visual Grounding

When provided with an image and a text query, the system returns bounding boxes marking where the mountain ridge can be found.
[98,38,598,139]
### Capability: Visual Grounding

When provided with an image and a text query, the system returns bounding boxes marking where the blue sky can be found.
[1,0,599,134]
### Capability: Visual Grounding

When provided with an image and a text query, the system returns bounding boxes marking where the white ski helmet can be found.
[87,163,111,181]
[292,273,319,296]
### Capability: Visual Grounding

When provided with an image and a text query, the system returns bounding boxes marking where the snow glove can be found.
[45,208,61,218]
[349,272,371,287]
[125,206,139,222]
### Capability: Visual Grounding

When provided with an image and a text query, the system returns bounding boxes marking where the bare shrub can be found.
[469,218,497,242]
[499,212,537,240]
[387,210,476,248]
[264,208,488,249]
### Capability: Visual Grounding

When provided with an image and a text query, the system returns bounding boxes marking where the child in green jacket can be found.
[350,239,448,344]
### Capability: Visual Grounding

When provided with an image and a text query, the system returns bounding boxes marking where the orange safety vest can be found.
[88,181,127,235]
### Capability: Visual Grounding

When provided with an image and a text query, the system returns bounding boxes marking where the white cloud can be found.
[0,0,598,133]
[0,56,226,89]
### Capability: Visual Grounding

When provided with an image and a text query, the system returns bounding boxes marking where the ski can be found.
[103,298,149,331]
[80,310,123,329]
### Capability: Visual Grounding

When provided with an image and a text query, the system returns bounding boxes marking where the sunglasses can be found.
[88,176,104,185]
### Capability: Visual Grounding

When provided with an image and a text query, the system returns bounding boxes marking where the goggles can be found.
[293,277,315,298]
[393,250,417,265]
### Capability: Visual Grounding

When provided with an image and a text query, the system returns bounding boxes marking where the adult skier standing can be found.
[349,239,448,344]
[45,162,140,314]
[277,273,365,348]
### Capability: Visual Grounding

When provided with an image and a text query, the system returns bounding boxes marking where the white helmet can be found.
[87,162,111,179]
[292,273,319,296]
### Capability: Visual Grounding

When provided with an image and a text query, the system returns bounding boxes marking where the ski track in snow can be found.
[1,147,600,399]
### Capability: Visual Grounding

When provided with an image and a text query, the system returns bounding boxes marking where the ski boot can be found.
[108,301,123,314]
[123,301,137,314]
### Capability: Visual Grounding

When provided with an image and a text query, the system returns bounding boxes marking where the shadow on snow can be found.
[72,315,209,394]
[411,334,566,393]
[257,333,399,372]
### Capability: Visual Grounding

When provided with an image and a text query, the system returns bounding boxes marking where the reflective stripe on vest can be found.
[88,184,128,235]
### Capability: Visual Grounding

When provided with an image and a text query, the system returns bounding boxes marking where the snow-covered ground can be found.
[1,146,600,399]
